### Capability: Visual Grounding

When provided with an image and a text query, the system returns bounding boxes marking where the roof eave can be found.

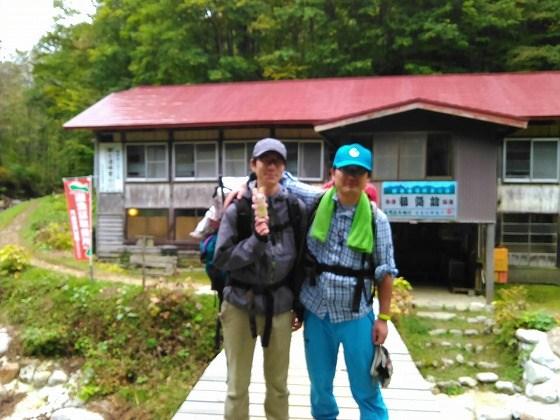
[314,100,528,132]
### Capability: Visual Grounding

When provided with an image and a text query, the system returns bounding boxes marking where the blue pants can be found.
[303,310,388,420]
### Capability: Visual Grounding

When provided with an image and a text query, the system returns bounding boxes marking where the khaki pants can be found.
[220,300,293,420]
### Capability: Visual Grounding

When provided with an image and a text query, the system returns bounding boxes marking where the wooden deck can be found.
[173,321,440,419]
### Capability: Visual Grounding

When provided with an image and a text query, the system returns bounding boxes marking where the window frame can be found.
[503,138,560,183]
[373,132,453,181]
[173,142,218,181]
[221,141,257,177]
[125,143,168,182]
[283,139,324,181]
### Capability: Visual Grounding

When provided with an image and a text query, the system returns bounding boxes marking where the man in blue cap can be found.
[284,143,397,420]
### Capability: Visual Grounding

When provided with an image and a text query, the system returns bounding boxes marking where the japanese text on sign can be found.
[381,181,457,220]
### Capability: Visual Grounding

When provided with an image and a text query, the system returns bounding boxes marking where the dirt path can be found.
[0,204,210,291]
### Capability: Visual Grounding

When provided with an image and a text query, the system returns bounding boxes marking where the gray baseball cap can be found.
[252,138,287,161]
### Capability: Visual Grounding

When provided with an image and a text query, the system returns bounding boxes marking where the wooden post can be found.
[485,223,495,304]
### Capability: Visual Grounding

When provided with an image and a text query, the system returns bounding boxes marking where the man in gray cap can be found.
[214,138,307,420]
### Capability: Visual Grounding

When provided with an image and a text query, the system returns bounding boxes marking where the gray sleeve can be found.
[213,203,267,271]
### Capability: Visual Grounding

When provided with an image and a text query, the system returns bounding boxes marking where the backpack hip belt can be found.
[227,278,289,347]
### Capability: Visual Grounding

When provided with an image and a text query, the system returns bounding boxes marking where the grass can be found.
[0,200,33,230]
[0,267,218,418]
[397,283,559,394]
[497,283,560,316]
[398,311,522,388]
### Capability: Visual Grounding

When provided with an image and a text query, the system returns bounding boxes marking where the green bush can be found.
[0,244,30,276]
[21,325,72,356]
[494,286,528,346]
[519,311,557,332]
[34,221,73,250]
[390,277,413,322]
[494,286,557,345]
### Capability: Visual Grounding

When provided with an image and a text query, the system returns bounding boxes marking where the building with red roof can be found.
[66,71,560,299]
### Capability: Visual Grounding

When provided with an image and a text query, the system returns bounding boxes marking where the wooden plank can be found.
[173,322,440,420]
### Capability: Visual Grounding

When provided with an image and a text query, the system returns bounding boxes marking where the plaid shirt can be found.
[283,173,398,323]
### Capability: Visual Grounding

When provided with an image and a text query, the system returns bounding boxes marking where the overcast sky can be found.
[0,0,97,61]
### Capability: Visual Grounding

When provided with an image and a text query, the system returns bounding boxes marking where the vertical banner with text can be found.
[63,177,93,260]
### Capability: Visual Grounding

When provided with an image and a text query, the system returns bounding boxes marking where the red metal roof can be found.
[64,71,560,131]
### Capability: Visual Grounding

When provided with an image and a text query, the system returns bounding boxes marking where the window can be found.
[500,213,558,267]
[222,140,323,179]
[174,143,218,179]
[223,142,256,176]
[373,133,452,180]
[126,209,169,241]
[285,141,323,180]
[426,134,451,177]
[504,139,559,182]
[175,209,206,240]
[126,144,167,180]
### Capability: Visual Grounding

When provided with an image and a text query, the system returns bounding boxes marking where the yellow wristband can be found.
[378,313,391,321]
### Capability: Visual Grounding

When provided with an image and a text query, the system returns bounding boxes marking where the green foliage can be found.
[0,268,216,417]
[390,277,413,322]
[494,285,528,347]
[0,244,30,276]
[21,325,71,356]
[518,311,557,332]
[34,222,73,250]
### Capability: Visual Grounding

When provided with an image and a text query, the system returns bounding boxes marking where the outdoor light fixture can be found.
[128,208,139,217]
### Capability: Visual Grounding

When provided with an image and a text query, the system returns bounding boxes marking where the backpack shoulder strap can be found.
[234,196,254,241]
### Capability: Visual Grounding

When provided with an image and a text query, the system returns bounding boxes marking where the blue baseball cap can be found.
[333,143,372,172]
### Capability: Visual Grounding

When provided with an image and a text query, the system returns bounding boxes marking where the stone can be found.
[474,406,512,420]
[464,329,480,336]
[434,393,475,420]
[464,343,474,352]
[441,341,453,348]
[512,395,560,420]
[469,302,486,312]
[0,331,11,356]
[458,376,478,387]
[547,327,560,358]
[442,358,455,368]
[418,311,457,321]
[476,372,499,383]
[51,408,104,420]
[495,380,516,395]
[32,369,51,387]
[416,302,444,311]
[0,383,12,399]
[437,379,462,391]
[429,328,447,336]
[531,339,560,371]
[525,380,559,404]
[455,303,468,312]
[456,354,465,364]
[449,329,463,336]
[516,328,548,344]
[477,361,499,370]
[519,342,536,352]
[0,361,20,384]
[524,359,555,384]
[467,361,476,367]
[19,364,36,384]
[48,369,69,386]
[475,344,485,353]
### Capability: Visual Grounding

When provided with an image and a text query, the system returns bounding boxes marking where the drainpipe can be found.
[485,223,496,304]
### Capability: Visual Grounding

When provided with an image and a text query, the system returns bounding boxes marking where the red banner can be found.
[63,177,93,260]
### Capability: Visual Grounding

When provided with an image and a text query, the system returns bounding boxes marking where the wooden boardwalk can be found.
[173,321,440,419]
